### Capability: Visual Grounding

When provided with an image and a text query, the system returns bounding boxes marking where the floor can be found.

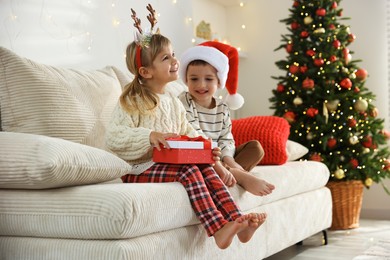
[264,219,390,260]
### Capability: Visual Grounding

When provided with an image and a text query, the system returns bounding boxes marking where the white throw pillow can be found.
[0,132,132,189]
[0,47,122,150]
[286,140,309,161]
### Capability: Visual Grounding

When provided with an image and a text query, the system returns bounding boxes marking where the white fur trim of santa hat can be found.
[179,45,229,89]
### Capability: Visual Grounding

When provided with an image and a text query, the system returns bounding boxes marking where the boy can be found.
[179,41,275,196]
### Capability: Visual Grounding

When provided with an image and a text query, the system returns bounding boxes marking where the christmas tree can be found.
[270,0,390,193]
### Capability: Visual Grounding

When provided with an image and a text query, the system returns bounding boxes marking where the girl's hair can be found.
[120,34,171,114]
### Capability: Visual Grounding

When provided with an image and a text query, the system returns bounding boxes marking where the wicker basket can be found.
[326,180,364,230]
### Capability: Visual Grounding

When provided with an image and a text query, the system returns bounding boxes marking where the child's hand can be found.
[150,131,180,151]
[212,147,221,162]
[213,161,236,187]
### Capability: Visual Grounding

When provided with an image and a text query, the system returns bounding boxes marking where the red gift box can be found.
[153,136,217,164]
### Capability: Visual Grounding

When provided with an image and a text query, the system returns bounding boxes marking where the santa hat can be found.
[179,41,244,110]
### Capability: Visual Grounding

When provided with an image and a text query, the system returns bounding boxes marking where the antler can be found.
[146,4,158,31]
[131,8,142,34]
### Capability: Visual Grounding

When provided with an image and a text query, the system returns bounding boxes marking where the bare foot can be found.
[237,212,267,243]
[231,168,275,196]
[213,214,251,249]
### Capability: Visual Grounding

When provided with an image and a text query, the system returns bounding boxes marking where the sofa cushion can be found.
[232,116,290,165]
[286,140,309,161]
[0,161,329,239]
[0,47,122,150]
[0,132,132,189]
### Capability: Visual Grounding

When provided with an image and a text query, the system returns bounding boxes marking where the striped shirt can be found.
[179,92,235,158]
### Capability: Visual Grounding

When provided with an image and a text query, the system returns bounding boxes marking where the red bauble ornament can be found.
[300,31,309,38]
[331,2,338,9]
[306,49,316,57]
[350,159,359,169]
[310,153,322,162]
[302,77,315,89]
[291,21,299,30]
[348,34,356,42]
[381,130,390,140]
[286,43,293,53]
[314,58,324,67]
[276,84,285,92]
[306,108,318,117]
[293,1,299,7]
[289,64,299,74]
[340,78,353,89]
[329,55,337,62]
[300,66,308,74]
[355,68,368,81]
[327,138,337,149]
[383,159,390,171]
[362,136,373,148]
[316,8,326,16]
[329,24,336,30]
[343,48,351,64]
[332,40,341,48]
[348,118,357,127]
[283,111,296,123]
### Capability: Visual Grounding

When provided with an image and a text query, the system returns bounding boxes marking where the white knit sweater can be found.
[105,91,199,174]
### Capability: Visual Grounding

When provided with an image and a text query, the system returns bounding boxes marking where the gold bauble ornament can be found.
[349,136,359,145]
[293,96,303,105]
[370,107,378,117]
[354,99,368,112]
[365,178,373,187]
[334,168,345,179]
[304,16,313,24]
[325,99,340,112]
[314,28,325,34]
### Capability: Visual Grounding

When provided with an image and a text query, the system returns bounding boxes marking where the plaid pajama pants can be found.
[122,163,242,236]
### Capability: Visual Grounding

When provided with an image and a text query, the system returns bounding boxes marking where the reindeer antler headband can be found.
[131,4,160,69]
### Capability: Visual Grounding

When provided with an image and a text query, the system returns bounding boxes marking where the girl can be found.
[105,6,266,250]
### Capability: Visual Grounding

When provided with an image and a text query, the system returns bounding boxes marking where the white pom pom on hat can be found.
[179,41,244,110]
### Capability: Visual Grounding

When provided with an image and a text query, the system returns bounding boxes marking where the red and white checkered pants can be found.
[122,163,242,236]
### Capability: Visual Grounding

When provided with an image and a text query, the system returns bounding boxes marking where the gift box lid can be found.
[166,140,218,149]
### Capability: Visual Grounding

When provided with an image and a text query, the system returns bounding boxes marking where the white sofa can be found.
[0,47,332,260]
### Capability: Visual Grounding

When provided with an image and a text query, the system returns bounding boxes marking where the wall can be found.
[191,0,228,43]
[0,0,194,71]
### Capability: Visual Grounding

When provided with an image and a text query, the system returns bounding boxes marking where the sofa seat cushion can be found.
[0,187,332,260]
[230,161,330,211]
[0,161,329,240]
